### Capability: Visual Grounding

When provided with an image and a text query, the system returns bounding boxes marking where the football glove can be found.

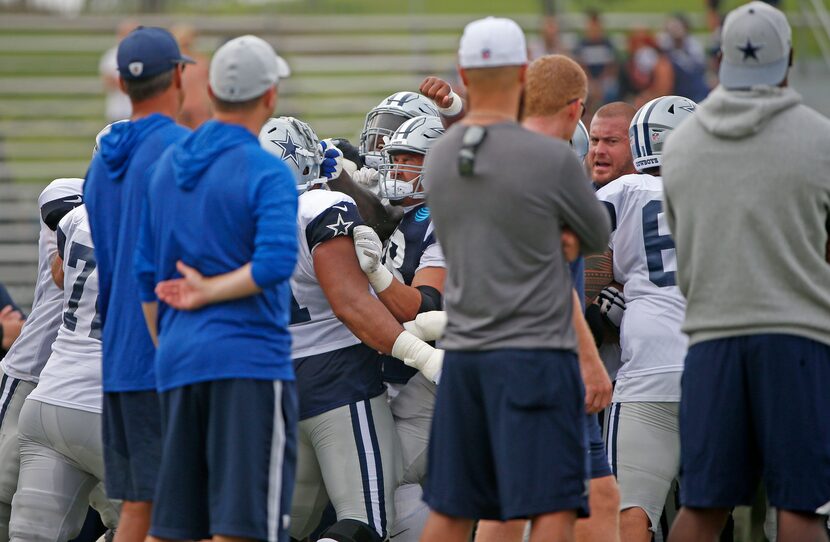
[392,330,443,384]
[352,225,393,292]
[597,286,626,330]
[403,311,447,342]
[351,166,380,190]
[318,139,344,180]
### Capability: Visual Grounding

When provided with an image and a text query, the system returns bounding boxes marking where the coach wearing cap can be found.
[84,25,192,542]
[135,35,299,541]
[419,17,610,542]
[662,3,830,541]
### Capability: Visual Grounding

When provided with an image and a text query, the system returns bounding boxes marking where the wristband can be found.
[438,90,463,116]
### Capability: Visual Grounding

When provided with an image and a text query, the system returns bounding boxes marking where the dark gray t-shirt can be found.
[424,122,610,351]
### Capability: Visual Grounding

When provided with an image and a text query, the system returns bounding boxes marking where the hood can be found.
[98,114,173,182]
[694,85,801,139]
[172,120,257,191]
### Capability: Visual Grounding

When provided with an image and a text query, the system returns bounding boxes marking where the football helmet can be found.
[359,92,440,169]
[92,119,128,158]
[629,95,697,172]
[260,116,324,191]
[378,115,445,201]
[570,119,589,163]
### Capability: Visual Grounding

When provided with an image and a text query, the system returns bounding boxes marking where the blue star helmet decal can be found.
[738,39,762,62]
[273,132,301,167]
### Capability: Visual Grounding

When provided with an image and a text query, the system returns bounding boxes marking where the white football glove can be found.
[352,225,393,292]
[597,286,626,330]
[403,311,447,342]
[352,166,380,191]
[392,330,444,384]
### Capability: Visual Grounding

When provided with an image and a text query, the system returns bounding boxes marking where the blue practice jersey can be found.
[290,190,385,420]
[380,204,446,384]
[85,114,190,392]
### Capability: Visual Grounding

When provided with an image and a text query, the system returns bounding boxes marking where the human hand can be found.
[580,351,612,413]
[561,228,580,262]
[155,261,212,311]
[318,139,344,180]
[0,305,24,350]
[403,311,447,342]
[597,286,625,330]
[419,76,455,109]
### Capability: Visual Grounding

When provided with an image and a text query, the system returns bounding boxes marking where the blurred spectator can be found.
[171,24,212,129]
[659,13,710,102]
[0,283,25,359]
[99,19,139,122]
[529,15,568,58]
[619,29,674,108]
[574,10,619,114]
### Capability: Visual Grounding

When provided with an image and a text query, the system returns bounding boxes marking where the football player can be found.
[595,95,696,542]
[9,203,120,541]
[350,115,446,542]
[0,177,86,540]
[259,117,442,542]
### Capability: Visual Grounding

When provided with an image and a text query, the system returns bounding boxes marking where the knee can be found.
[318,518,382,542]
[9,488,83,542]
[590,476,621,514]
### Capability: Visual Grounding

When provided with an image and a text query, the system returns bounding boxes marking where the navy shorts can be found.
[586,413,612,479]
[102,390,162,502]
[150,379,298,541]
[680,334,830,513]
[423,349,589,520]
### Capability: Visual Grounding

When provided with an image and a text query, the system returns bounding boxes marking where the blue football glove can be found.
[318,139,344,180]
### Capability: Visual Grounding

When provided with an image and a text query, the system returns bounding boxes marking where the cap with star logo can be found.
[719,1,791,90]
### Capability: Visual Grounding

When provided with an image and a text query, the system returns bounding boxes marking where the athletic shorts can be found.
[586,413,612,479]
[102,390,161,502]
[423,349,589,520]
[151,379,297,542]
[605,401,680,531]
[680,334,830,513]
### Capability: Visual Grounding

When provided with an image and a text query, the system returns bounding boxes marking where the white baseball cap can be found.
[209,35,291,102]
[458,17,528,69]
[719,1,791,89]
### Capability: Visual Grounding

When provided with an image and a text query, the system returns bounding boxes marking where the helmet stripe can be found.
[640,98,661,157]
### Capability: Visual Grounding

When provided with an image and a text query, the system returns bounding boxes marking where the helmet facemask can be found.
[378,151,426,201]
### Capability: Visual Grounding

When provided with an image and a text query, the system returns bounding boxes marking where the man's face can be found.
[587,115,634,186]
[391,152,424,183]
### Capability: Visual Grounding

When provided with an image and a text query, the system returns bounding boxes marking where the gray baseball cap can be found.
[719,1,791,89]
[209,35,291,102]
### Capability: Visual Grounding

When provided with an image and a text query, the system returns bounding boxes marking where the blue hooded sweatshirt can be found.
[85,113,190,392]
[135,120,298,391]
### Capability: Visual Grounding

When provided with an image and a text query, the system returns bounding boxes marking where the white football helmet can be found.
[570,119,589,163]
[359,92,440,169]
[378,115,445,201]
[92,119,128,158]
[260,116,324,191]
[629,95,697,172]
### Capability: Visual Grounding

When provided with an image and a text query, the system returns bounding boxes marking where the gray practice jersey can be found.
[424,122,610,351]
[1,178,85,383]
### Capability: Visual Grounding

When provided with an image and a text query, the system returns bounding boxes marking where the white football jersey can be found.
[596,174,688,402]
[1,178,85,383]
[290,190,365,358]
[29,205,103,414]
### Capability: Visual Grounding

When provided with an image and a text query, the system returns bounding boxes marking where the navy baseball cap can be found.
[117,26,194,80]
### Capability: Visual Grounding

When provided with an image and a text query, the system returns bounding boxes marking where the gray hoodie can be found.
[662,85,830,347]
